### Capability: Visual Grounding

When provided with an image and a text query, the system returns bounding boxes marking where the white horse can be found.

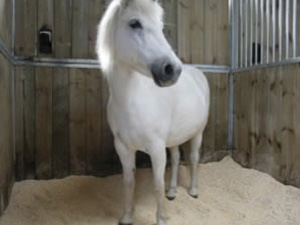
[96,0,209,224]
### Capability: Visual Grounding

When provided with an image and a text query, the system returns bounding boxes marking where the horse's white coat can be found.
[96,0,209,224]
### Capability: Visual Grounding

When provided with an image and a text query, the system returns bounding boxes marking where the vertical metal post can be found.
[266,0,270,63]
[293,0,297,57]
[279,0,283,61]
[286,0,290,59]
[240,0,244,67]
[245,0,249,67]
[250,0,253,66]
[228,0,236,154]
[261,0,264,64]
[255,0,258,65]
[272,0,276,62]
[11,0,16,161]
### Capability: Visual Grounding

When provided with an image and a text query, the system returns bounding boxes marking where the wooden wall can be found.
[0,0,14,216]
[14,0,229,64]
[233,63,300,187]
[14,66,228,180]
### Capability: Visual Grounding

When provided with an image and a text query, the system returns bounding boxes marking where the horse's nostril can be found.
[164,64,174,76]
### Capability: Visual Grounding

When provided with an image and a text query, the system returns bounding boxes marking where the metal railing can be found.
[231,0,300,72]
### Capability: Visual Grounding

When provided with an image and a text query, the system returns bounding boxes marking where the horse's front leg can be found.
[149,145,168,225]
[166,146,180,200]
[114,138,136,225]
[189,133,202,198]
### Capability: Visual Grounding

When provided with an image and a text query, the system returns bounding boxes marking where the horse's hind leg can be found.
[166,146,180,200]
[114,138,136,225]
[189,133,203,198]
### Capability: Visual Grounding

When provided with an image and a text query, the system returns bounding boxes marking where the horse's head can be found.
[97,0,182,87]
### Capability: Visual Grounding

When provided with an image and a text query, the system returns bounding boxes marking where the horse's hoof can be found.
[189,194,198,199]
[166,195,175,201]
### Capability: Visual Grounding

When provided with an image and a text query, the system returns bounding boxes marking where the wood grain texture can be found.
[233,64,300,188]
[0,0,12,50]
[72,0,89,58]
[69,68,87,174]
[15,0,37,56]
[52,68,70,178]
[0,55,13,216]
[35,68,53,179]
[54,0,72,57]
[162,0,178,51]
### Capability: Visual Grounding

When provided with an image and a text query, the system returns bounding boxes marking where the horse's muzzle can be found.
[151,59,182,87]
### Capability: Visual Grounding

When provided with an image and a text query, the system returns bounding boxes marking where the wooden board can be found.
[0,55,13,216]
[0,0,12,50]
[15,0,37,56]
[35,67,53,179]
[233,64,300,188]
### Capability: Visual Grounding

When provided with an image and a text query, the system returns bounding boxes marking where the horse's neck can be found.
[107,65,148,104]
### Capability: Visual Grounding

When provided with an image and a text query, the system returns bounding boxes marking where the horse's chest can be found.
[107,98,170,150]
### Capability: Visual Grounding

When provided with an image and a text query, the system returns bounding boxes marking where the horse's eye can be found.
[129,19,143,29]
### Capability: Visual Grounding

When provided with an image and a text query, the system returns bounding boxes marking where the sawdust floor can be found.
[1,156,300,225]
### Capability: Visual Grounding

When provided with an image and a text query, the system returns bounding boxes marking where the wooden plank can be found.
[86,69,102,175]
[22,67,36,179]
[217,0,229,65]
[69,68,87,174]
[190,0,204,63]
[0,55,13,215]
[177,0,192,63]
[0,0,12,50]
[15,67,25,180]
[35,67,53,179]
[54,0,72,58]
[162,0,178,51]
[214,74,228,152]
[37,0,54,57]
[88,0,106,59]
[52,68,70,178]
[280,65,295,183]
[204,0,218,64]
[72,0,89,58]
[15,0,37,56]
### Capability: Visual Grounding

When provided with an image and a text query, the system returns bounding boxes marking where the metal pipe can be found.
[286,0,290,59]
[266,0,270,63]
[261,0,264,64]
[250,0,254,66]
[293,0,297,57]
[279,0,283,61]
[12,0,15,56]
[272,0,276,62]
[240,0,244,67]
[245,0,249,67]
[255,0,258,65]
[232,56,300,73]
[228,73,235,154]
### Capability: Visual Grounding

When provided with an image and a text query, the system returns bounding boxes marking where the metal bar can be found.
[293,0,297,57]
[240,0,244,68]
[255,0,258,65]
[245,0,249,67]
[230,0,238,69]
[272,0,276,62]
[231,56,300,73]
[228,73,235,154]
[261,0,264,64]
[12,0,15,56]
[286,0,290,59]
[250,0,254,66]
[266,0,270,63]
[279,0,283,61]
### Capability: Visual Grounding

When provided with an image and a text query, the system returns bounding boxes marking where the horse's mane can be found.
[96,0,163,77]
[96,0,122,76]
